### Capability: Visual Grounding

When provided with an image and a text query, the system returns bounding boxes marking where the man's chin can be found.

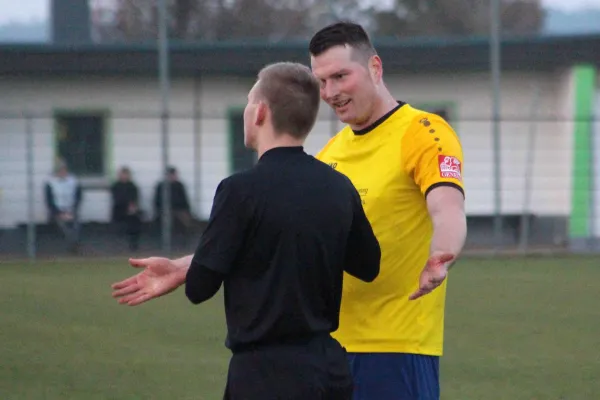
[337,112,357,125]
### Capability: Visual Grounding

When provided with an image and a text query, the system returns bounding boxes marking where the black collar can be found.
[353,101,406,136]
[259,146,305,162]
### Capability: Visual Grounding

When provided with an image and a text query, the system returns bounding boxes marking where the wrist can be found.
[173,254,193,270]
[429,249,457,270]
[173,265,188,285]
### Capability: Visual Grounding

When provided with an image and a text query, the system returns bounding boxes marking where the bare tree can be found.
[371,0,545,38]
[91,0,366,43]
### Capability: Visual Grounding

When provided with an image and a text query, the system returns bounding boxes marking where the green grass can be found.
[1,255,599,399]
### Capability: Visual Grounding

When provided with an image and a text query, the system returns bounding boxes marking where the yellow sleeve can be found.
[401,114,465,197]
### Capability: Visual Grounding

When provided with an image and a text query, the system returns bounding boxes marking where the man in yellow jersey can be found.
[110,21,466,400]
[309,22,467,399]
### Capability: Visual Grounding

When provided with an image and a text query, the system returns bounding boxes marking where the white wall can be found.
[0,75,227,227]
[386,70,572,216]
[0,69,572,229]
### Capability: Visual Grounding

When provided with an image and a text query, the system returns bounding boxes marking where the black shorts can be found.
[223,334,353,400]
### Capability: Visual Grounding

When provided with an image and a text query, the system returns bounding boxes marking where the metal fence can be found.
[0,110,597,261]
[0,110,343,260]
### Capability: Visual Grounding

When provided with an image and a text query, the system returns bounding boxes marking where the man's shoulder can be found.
[47,175,78,184]
[219,171,246,188]
[315,127,353,160]
[402,104,454,130]
[218,169,257,195]
[311,157,355,188]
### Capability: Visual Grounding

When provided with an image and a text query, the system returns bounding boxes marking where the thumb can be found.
[129,258,151,268]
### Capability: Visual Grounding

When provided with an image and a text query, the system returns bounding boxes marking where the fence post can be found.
[519,84,541,253]
[25,112,36,262]
[193,75,202,220]
[158,0,172,255]
[490,0,503,252]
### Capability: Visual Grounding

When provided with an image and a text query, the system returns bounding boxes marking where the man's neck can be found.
[257,134,304,159]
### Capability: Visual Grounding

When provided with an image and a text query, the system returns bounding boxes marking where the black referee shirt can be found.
[185,146,380,352]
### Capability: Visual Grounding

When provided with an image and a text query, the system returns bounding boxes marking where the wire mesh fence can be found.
[0,109,597,260]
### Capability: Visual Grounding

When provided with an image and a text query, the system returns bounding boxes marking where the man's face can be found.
[119,170,130,182]
[243,82,261,150]
[310,45,377,127]
[57,166,68,178]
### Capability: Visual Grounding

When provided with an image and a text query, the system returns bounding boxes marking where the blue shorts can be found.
[347,353,440,400]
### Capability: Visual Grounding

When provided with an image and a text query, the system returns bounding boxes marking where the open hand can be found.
[409,252,455,301]
[111,257,185,306]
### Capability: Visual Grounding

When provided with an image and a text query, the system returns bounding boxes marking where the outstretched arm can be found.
[427,186,466,262]
[402,114,467,300]
[112,177,251,307]
[184,177,250,304]
[409,187,466,300]
[111,254,193,306]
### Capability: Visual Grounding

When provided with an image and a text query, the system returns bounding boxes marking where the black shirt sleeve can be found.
[185,263,225,304]
[185,177,250,304]
[189,177,251,274]
[343,186,381,282]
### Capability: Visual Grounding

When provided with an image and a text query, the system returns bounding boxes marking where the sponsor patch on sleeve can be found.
[438,155,462,180]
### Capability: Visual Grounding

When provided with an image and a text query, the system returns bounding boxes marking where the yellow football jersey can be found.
[316,102,464,355]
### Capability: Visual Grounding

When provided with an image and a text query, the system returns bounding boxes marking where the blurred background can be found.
[0,0,599,259]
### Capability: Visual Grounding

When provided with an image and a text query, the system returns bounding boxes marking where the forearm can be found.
[429,206,467,260]
[185,263,224,304]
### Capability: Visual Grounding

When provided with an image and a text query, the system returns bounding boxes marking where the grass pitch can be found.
[1,255,599,399]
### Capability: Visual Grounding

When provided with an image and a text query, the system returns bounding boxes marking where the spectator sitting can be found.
[44,160,82,252]
[111,166,142,251]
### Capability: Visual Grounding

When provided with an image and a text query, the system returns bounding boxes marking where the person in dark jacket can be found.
[153,166,198,236]
[111,166,142,250]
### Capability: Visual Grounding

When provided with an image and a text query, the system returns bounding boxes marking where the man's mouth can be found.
[333,99,351,109]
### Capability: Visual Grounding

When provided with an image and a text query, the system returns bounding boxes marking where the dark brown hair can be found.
[256,62,321,139]
[309,21,377,63]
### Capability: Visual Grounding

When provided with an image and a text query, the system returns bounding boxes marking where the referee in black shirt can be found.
[112,62,381,399]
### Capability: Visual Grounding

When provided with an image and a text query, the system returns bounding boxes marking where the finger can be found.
[118,291,149,305]
[127,293,154,306]
[111,275,139,290]
[429,276,445,286]
[409,288,428,300]
[409,278,442,300]
[409,284,433,300]
[129,258,150,268]
[112,283,141,298]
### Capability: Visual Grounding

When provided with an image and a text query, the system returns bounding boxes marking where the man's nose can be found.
[322,81,338,101]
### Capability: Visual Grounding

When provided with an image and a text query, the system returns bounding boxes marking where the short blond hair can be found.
[256,62,320,139]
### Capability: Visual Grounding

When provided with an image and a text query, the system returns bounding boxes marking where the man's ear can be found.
[369,55,383,84]
[255,102,268,126]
